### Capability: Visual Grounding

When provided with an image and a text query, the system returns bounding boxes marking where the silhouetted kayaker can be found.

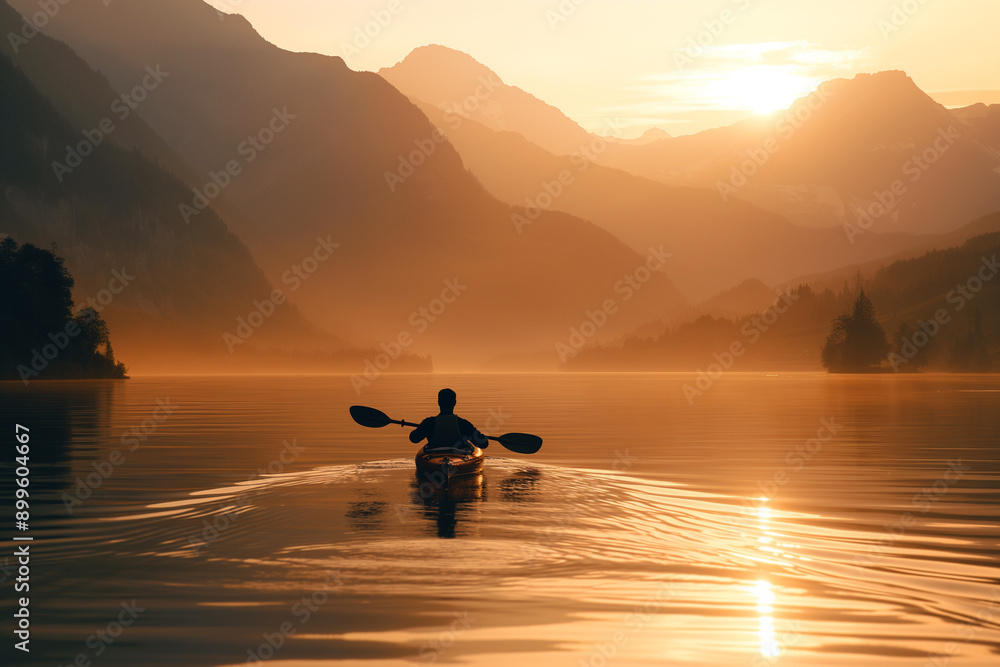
[409,388,488,453]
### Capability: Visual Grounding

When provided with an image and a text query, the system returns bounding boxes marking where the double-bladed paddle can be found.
[349,405,543,454]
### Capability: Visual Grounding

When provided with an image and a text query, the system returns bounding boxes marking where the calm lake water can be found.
[1,373,999,666]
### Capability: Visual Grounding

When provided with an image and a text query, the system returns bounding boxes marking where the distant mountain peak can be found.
[951,102,997,119]
[405,43,484,61]
[757,68,950,140]
[380,43,595,156]
[383,44,503,87]
[822,70,935,105]
[607,127,671,146]
[631,127,671,144]
[862,69,911,81]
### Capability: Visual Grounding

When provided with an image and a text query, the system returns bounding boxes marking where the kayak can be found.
[415,446,485,481]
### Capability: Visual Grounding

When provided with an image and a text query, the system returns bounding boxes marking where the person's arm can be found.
[409,418,434,444]
[459,418,488,449]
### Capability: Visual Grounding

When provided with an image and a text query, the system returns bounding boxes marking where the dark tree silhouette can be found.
[890,322,933,372]
[949,307,992,372]
[821,314,850,371]
[0,238,127,382]
[821,288,890,372]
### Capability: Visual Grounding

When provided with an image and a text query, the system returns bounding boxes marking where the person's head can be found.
[437,388,457,413]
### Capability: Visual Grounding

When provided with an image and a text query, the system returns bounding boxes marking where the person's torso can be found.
[428,413,465,448]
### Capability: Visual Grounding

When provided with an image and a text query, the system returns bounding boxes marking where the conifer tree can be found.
[821,288,890,372]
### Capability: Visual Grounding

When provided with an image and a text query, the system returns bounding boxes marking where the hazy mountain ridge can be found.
[0,45,334,371]
[597,71,1000,235]
[952,103,1000,150]
[8,0,998,371]
[382,45,1000,239]
[379,44,596,157]
[779,211,1000,296]
[608,128,672,145]
[0,1,427,374]
[566,230,1000,371]
[695,279,782,320]
[13,0,685,367]
[0,1,192,180]
[399,92,934,300]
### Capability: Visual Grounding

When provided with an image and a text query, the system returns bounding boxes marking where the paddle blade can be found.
[495,432,543,454]
[350,405,392,429]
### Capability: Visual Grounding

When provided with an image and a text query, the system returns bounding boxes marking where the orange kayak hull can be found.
[415,447,485,479]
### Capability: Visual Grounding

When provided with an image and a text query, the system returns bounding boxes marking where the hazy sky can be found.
[209,0,1000,136]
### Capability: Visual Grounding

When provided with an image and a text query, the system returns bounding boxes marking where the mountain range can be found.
[9,0,683,369]
[0,1,340,374]
[566,224,1000,371]
[383,46,958,300]
[384,45,1000,239]
[3,0,998,371]
[597,71,1000,237]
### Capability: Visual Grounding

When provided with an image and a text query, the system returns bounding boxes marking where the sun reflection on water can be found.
[754,500,781,659]
[756,580,780,657]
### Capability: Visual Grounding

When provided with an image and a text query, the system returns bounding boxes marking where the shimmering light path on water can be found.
[1,373,998,666]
